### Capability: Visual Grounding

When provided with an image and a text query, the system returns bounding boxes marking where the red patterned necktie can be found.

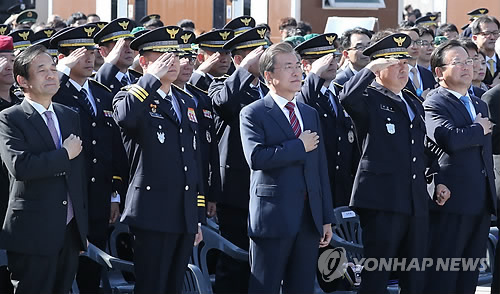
[285,102,301,138]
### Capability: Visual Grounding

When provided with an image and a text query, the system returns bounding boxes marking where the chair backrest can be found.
[183,264,213,294]
[332,206,363,261]
[109,221,133,260]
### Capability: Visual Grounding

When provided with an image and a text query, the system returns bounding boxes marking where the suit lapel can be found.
[22,100,57,150]
[65,80,94,117]
[264,95,296,138]
[438,88,473,123]
[297,102,312,132]
[53,103,71,141]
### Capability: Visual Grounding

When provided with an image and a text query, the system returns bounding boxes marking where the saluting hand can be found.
[58,47,87,69]
[145,52,175,79]
[310,53,335,76]
[366,58,400,74]
[197,52,220,74]
[102,38,126,65]
[299,130,319,152]
[240,46,265,71]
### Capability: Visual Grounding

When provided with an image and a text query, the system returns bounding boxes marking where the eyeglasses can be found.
[477,30,500,37]
[441,58,474,67]
[415,40,433,47]
[273,64,302,73]
[347,44,369,51]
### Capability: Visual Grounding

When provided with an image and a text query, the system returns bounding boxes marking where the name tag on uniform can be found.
[188,108,198,123]
[103,110,113,117]
[150,112,164,119]
[203,109,212,119]
[380,104,395,113]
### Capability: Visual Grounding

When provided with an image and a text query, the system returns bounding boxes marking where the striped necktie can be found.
[285,102,301,138]
[80,88,96,117]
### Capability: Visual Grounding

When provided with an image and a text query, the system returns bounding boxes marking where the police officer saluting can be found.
[49,25,127,293]
[339,33,451,294]
[113,26,205,294]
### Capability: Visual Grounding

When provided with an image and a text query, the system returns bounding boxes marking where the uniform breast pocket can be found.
[256,184,277,197]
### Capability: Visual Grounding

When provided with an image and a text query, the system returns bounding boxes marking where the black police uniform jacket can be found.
[339,68,441,216]
[185,83,222,203]
[95,63,141,96]
[52,76,127,232]
[189,71,213,92]
[113,74,206,234]
[209,67,268,209]
[296,72,360,207]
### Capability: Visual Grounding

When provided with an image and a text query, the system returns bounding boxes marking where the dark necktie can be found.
[43,111,73,224]
[249,86,261,99]
[81,88,96,117]
[120,74,130,86]
[324,89,338,116]
[285,102,301,138]
[165,94,180,125]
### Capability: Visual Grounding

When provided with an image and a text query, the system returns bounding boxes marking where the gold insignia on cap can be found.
[241,18,252,26]
[97,23,106,30]
[84,26,96,37]
[326,35,336,45]
[219,31,231,40]
[181,33,192,44]
[44,30,54,38]
[393,36,406,47]
[150,15,158,20]
[18,31,30,41]
[118,21,129,31]
[429,16,436,21]
[166,28,179,39]
[257,28,266,39]
[27,12,32,18]
[0,27,6,35]
[479,9,486,14]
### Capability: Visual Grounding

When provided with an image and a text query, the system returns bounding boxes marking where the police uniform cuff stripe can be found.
[198,200,206,204]
[198,204,206,207]
[129,87,147,100]
[197,195,205,199]
[132,85,148,97]
[129,88,145,101]
[372,51,409,58]
[303,49,337,55]
[112,176,122,181]
[234,41,268,50]
[100,32,134,43]
[58,39,96,47]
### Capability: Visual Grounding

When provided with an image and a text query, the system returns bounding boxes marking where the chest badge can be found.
[203,109,212,119]
[386,122,395,134]
[348,130,355,143]
[206,130,212,143]
[188,107,198,123]
[157,131,165,143]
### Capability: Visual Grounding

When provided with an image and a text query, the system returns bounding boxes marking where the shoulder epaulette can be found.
[187,83,208,95]
[333,82,344,88]
[89,79,112,93]
[172,83,193,98]
[402,88,424,104]
[213,76,227,81]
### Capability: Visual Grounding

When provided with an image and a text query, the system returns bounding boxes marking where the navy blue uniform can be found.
[209,67,268,293]
[296,72,359,207]
[95,63,140,96]
[185,83,221,204]
[340,68,439,294]
[189,71,213,92]
[113,74,206,293]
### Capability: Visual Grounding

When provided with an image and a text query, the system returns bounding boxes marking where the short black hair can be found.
[178,19,195,30]
[279,17,297,31]
[418,26,435,38]
[471,16,500,35]
[143,18,164,29]
[67,12,87,26]
[370,29,395,43]
[295,21,312,36]
[458,38,478,53]
[436,23,459,37]
[430,39,467,74]
[87,13,99,18]
[14,44,51,85]
[340,27,373,50]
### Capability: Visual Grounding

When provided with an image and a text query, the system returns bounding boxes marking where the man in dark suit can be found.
[209,26,269,293]
[423,40,497,294]
[190,29,234,91]
[0,44,87,294]
[173,30,221,218]
[400,27,437,99]
[335,27,372,85]
[481,84,500,294]
[94,18,138,96]
[113,26,205,294]
[472,16,500,86]
[339,33,450,294]
[49,25,127,293]
[240,41,333,294]
[295,33,359,208]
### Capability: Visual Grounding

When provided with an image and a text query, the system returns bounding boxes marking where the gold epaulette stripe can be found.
[113,176,122,181]
[187,83,208,94]
[172,83,193,98]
